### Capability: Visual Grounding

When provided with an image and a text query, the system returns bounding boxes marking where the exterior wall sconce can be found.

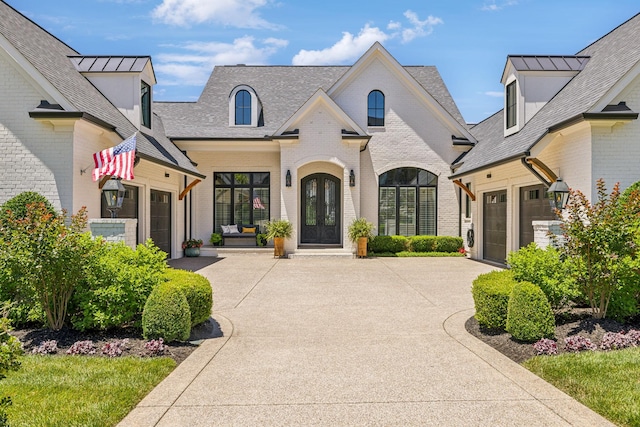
[547,178,570,210]
[349,170,355,187]
[102,178,125,218]
[286,170,292,187]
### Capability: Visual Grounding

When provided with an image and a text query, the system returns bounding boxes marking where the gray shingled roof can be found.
[454,13,640,178]
[155,65,466,139]
[0,1,202,178]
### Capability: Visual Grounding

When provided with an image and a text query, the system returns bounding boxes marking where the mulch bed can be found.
[10,317,222,365]
[466,309,639,363]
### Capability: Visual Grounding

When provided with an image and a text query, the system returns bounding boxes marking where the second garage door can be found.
[483,190,507,264]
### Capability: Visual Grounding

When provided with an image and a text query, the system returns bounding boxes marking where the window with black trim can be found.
[141,81,151,128]
[465,182,471,218]
[368,90,385,127]
[378,167,437,236]
[214,172,270,232]
[506,81,517,129]
[235,90,251,125]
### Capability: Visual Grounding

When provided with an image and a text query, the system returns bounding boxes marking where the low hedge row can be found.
[471,270,516,330]
[369,235,463,254]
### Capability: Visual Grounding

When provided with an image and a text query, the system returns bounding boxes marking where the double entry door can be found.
[300,173,340,244]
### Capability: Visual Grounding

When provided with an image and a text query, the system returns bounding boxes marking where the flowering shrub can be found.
[66,340,96,355]
[533,338,558,355]
[31,340,58,355]
[564,336,597,352]
[182,239,203,249]
[142,338,167,357]
[101,339,130,357]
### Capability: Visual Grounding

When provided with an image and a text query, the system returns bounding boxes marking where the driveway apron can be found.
[119,256,613,426]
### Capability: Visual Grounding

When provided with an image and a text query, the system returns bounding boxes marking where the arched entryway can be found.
[300,173,341,244]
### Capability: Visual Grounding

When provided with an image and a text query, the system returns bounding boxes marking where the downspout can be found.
[183,175,188,240]
[458,186,462,237]
[189,180,193,238]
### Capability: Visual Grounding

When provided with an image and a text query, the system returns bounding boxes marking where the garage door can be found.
[483,190,507,264]
[150,189,171,256]
[520,184,556,247]
[101,184,138,245]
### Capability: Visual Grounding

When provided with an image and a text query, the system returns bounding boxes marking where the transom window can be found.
[141,81,151,128]
[214,172,270,233]
[379,168,437,236]
[235,90,251,125]
[506,81,517,129]
[368,90,385,127]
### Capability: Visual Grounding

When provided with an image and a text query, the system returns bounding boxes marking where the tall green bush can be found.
[471,270,516,330]
[506,281,555,342]
[164,269,213,327]
[0,203,95,330]
[0,192,55,225]
[507,243,579,310]
[69,240,167,331]
[142,282,191,342]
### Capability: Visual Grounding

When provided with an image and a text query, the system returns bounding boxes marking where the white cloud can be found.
[482,0,518,11]
[484,91,504,97]
[154,36,288,85]
[151,0,278,29]
[292,10,442,65]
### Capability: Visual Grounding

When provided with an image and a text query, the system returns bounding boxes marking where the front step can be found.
[288,248,354,259]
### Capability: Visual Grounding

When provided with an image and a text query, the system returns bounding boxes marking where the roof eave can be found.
[29,110,116,131]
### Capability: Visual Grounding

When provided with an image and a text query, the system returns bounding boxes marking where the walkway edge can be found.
[443,308,614,426]
[117,313,234,427]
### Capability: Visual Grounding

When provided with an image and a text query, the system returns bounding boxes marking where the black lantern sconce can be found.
[547,178,570,210]
[349,169,355,187]
[102,178,126,218]
[285,170,292,187]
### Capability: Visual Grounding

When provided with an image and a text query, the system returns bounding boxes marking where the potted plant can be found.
[182,238,203,257]
[210,232,222,246]
[265,219,293,257]
[348,217,375,258]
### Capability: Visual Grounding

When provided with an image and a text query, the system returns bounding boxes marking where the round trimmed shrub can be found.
[471,270,516,330]
[142,282,191,342]
[0,191,56,223]
[164,268,213,326]
[506,281,555,342]
[369,235,408,253]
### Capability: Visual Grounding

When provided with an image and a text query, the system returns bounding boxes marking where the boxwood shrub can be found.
[142,282,191,342]
[164,269,213,327]
[369,235,408,253]
[471,270,516,330]
[506,281,555,342]
[408,236,463,253]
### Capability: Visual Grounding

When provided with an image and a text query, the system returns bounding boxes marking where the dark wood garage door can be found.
[150,189,171,256]
[483,190,507,264]
[520,184,556,248]
[101,184,138,244]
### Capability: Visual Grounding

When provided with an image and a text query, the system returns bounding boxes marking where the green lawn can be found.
[524,347,640,427]
[0,355,175,427]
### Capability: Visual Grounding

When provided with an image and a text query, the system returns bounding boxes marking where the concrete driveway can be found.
[119,255,612,426]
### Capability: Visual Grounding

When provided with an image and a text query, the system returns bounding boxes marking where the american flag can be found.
[92,133,137,181]
[253,191,265,209]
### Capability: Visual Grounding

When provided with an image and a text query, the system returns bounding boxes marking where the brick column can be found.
[532,220,564,248]
[88,218,138,249]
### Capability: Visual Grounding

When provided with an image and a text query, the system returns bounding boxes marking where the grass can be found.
[370,251,465,257]
[0,355,175,427]
[523,347,640,427]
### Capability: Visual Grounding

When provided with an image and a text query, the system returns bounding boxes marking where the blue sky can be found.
[7,0,639,124]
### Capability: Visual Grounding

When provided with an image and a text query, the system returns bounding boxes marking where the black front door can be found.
[301,174,340,244]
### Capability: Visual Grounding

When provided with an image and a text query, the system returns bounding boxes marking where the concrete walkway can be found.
[119,255,612,426]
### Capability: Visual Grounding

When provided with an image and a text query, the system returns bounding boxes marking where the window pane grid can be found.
[235,90,251,125]
[368,90,385,127]
[214,172,270,233]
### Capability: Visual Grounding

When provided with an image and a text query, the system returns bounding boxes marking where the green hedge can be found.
[471,270,516,330]
[142,282,191,342]
[369,235,408,253]
[408,236,463,253]
[506,281,555,342]
[164,269,213,327]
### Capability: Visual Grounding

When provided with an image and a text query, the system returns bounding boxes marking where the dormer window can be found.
[506,81,517,129]
[229,85,263,127]
[368,90,385,127]
[141,81,151,129]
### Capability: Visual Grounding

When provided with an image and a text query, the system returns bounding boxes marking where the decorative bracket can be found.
[179,179,202,200]
[453,179,475,201]
[98,175,112,189]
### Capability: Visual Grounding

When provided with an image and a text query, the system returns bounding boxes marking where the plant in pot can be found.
[265,219,293,258]
[182,238,203,257]
[210,232,222,246]
[348,217,375,258]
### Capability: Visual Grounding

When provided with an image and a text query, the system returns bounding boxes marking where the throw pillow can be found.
[221,225,230,234]
[228,224,240,234]
[242,227,256,234]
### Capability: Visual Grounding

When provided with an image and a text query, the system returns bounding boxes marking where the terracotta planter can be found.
[273,237,285,258]
[356,236,368,258]
[185,247,200,257]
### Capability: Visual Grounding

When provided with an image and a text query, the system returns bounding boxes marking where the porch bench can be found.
[221,224,259,246]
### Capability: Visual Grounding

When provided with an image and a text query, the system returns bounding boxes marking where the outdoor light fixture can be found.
[286,170,292,187]
[547,178,570,210]
[102,178,126,218]
[349,169,356,187]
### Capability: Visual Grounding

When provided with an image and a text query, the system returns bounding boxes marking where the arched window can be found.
[235,90,251,125]
[379,167,437,236]
[368,90,385,126]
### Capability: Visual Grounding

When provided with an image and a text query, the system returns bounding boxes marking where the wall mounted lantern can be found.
[285,170,292,187]
[102,178,125,218]
[349,169,356,187]
[547,178,570,210]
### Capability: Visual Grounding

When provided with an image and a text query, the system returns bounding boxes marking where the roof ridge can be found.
[577,12,640,55]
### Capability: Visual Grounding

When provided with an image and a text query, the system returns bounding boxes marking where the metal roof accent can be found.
[69,56,150,73]
[508,55,590,72]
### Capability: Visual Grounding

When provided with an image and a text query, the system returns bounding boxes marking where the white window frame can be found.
[228,85,261,127]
